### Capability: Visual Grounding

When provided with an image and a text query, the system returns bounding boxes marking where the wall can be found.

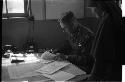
[2,0,99,50]
[31,0,45,20]
[31,0,85,20]
[2,19,30,49]
[2,18,98,50]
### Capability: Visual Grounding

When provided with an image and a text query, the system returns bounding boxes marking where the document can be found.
[40,59,54,64]
[2,58,12,66]
[24,55,40,63]
[2,58,11,64]
[36,61,70,74]
[65,64,86,75]
[8,62,42,79]
[11,71,41,79]
[42,71,75,81]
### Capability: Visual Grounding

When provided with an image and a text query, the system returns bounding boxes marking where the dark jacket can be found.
[88,1,124,81]
[56,24,95,74]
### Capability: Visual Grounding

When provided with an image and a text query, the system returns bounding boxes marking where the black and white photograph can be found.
[1,0,125,81]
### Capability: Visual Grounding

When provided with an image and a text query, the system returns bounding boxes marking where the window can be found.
[122,0,125,17]
[2,0,31,19]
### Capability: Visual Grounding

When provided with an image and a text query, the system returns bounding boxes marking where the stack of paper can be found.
[2,58,12,66]
[10,71,41,79]
[36,61,87,81]
[36,60,75,81]
[24,54,40,63]
[65,64,86,75]
[40,59,54,64]
[8,62,42,79]
[11,57,25,61]
[42,71,75,81]
[12,53,24,57]
[36,61,70,74]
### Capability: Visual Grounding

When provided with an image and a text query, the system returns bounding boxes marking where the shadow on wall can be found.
[2,17,98,50]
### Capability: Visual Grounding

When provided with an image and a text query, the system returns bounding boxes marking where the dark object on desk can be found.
[2,54,10,58]
[2,45,17,57]
[22,38,38,53]
[11,60,25,63]
[2,45,17,53]
[3,53,10,58]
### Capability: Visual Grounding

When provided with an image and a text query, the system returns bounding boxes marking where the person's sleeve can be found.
[54,40,72,55]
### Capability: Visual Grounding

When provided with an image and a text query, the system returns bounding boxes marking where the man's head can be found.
[58,11,75,34]
[91,0,118,13]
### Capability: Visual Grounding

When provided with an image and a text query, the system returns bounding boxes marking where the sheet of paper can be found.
[24,59,40,64]
[11,71,41,79]
[42,71,75,81]
[2,58,12,66]
[65,64,86,75]
[24,56,40,63]
[8,62,43,79]
[36,61,70,74]
[2,59,11,64]
[24,56,38,61]
[40,59,54,64]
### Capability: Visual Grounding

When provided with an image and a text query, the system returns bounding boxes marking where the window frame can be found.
[2,0,30,19]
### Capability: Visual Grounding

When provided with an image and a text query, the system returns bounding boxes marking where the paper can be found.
[36,61,70,74]
[2,58,12,66]
[8,62,43,79]
[12,53,24,57]
[11,57,25,60]
[42,71,75,81]
[40,59,54,64]
[12,71,41,79]
[2,58,11,64]
[65,64,86,75]
[24,55,40,63]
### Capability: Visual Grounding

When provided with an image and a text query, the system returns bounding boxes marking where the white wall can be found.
[31,0,85,20]
[31,0,45,20]
[46,0,84,19]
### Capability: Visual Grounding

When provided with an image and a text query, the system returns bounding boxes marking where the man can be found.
[54,11,95,74]
[88,0,124,81]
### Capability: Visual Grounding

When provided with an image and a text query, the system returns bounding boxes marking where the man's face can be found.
[60,22,65,29]
[59,22,69,33]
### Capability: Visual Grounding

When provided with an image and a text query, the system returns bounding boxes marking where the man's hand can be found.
[41,51,56,60]
[54,53,67,61]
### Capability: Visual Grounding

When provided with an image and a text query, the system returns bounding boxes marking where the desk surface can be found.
[2,54,89,82]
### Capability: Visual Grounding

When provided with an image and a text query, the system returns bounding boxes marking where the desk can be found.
[2,54,89,82]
